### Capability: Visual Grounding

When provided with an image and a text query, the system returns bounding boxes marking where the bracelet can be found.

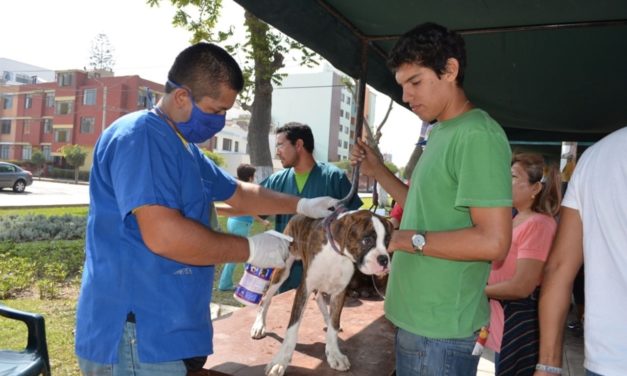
[535,364,562,374]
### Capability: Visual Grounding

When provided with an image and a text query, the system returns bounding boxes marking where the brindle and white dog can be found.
[250,209,393,376]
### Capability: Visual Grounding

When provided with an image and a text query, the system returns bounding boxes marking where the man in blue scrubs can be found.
[261,122,362,292]
[75,43,338,376]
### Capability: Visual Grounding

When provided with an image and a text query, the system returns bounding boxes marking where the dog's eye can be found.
[361,236,375,248]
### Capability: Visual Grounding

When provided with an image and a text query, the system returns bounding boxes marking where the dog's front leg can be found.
[325,290,350,371]
[266,283,310,376]
[314,292,331,329]
[251,257,295,339]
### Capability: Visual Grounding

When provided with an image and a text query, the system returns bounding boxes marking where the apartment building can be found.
[0,67,163,170]
[271,67,376,163]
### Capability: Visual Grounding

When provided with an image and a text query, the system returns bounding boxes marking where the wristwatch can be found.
[411,231,426,255]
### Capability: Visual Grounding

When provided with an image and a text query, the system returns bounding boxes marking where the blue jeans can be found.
[78,322,187,376]
[395,327,480,376]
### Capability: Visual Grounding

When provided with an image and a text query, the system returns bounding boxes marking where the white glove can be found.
[246,232,291,269]
[296,196,339,218]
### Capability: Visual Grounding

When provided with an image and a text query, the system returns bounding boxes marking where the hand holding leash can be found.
[297,196,339,218]
[247,231,292,268]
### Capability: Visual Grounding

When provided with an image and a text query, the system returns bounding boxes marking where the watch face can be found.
[412,233,426,249]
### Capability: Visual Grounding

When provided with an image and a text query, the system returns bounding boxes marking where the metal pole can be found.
[101,85,108,132]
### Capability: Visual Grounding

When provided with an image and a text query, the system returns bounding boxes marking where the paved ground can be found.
[0,179,89,208]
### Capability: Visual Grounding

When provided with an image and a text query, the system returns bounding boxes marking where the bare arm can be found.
[485,258,545,300]
[535,207,584,371]
[135,205,249,266]
[388,206,512,261]
[225,181,300,216]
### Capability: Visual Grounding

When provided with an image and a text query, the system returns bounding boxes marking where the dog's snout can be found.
[377,255,389,267]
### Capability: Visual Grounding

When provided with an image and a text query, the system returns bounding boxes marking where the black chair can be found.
[0,305,51,376]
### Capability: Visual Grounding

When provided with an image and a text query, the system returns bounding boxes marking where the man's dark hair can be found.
[387,22,467,87]
[275,122,314,154]
[236,163,256,182]
[167,43,244,100]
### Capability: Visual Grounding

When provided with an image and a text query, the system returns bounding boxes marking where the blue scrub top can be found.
[75,110,237,363]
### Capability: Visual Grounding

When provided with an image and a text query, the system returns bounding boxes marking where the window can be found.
[338,140,342,147]
[137,88,157,108]
[57,72,73,86]
[339,125,343,133]
[222,138,232,151]
[2,95,14,109]
[1,120,11,134]
[80,117,95,133]
[234,141,239,153]
[22,145,32,160]
[45,93,55,107]
[23,120,31,135]
[0,145,10,159]
[24,94,33,109]
[55,101,73,115]
[15,73,32,84]
[346,96,351,105]
[54,129,70,143]
[343,141,348,149]
[83,89,97,105]
[209,137,218,149]
[42,145,51,161]
[42,119,53,134]
[340,109,344,118]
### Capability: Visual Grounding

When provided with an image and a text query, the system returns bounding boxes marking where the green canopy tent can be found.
[233,0,627,147]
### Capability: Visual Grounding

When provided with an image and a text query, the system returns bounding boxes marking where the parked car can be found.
[0,162,33,193]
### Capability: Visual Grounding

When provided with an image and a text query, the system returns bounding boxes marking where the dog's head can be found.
[332,210,394,276]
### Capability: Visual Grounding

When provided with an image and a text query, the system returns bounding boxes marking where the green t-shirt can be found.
[384,108,512,339]
[294,171,310,193]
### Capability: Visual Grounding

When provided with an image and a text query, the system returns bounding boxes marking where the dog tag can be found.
[265,230,294,242]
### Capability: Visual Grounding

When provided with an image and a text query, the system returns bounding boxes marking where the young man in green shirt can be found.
[351,22,512,375]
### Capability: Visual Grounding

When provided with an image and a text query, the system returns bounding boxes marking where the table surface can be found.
[203,290,395,375]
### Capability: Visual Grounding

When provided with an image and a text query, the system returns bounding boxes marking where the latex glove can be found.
[247,232,291,269]
[296,196,339,218]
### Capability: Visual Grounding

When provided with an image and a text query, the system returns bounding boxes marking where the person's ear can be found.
[443,58,460,83]
[295,139,304,151]
[173,87,189,108]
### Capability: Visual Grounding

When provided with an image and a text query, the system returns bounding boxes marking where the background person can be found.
[261,122,362,292]
[75,43,338,376]
[534,127,627,376]
[217,163,271,291]
[485,152,561,375]
[351,22,512,375]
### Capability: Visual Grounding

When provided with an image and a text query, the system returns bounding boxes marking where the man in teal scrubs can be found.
[262,122,362,292]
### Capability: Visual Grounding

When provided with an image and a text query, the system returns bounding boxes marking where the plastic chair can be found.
[0,305,51,376]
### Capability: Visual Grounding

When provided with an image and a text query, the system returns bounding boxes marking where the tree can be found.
[147,0,318,180]
[88,33,115,72]
[201,148,225,167]
[30,149,46,179]
[59,145,87,183]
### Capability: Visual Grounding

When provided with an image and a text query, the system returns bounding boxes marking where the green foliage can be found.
[202,148,225,167]
[0,206,89,217]
[384,161,399,175]
[59,145,87,169]
[0,214,87,242]
[0,253,36,299]
[332,160,351,172]
[30,149,46,174]
[0,240,84,300]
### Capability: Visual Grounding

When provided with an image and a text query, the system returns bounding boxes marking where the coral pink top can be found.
[485,213,557,352]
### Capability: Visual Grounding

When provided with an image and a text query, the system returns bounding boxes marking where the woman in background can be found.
[485,152,562,375]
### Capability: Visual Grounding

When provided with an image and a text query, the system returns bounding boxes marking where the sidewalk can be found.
[209,304,585,376]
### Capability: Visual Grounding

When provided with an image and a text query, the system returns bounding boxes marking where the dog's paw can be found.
[250,320,266,339]
[326,349,350,371]
[265,361,288,376]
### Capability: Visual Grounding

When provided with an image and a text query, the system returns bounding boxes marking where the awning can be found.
[233,0,627,143]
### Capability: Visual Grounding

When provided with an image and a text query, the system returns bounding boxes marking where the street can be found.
[0,179,89,208]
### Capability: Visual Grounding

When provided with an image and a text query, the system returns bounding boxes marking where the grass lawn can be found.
[0,199,383,374]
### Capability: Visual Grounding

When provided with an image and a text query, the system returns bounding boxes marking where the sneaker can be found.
[567,320,582,330]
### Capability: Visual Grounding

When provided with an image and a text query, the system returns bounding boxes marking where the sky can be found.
[1,0,421,167]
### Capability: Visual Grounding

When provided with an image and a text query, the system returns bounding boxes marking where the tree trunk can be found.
[244,12,284,182]
[74,167,79,184]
